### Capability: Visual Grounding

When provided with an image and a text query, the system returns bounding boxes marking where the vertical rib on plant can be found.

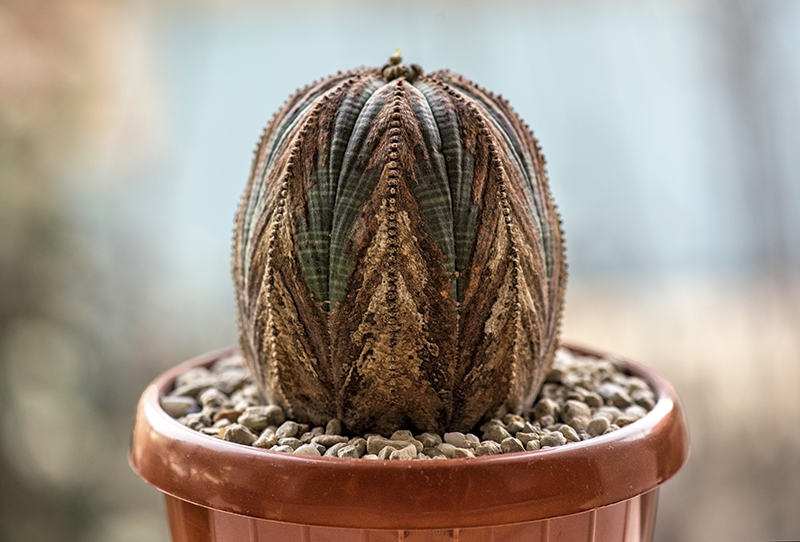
[233,56,567,435]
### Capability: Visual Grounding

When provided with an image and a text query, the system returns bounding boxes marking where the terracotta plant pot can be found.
[130,343,689,542]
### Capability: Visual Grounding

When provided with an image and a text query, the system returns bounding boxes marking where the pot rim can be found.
[129,342,689,530]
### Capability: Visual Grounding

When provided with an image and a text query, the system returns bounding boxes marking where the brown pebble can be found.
[452,447,475,458]
[276,421,300,439]
[221,424,256,445]
[540,432,567,447]
[237,405,284,432]
[180,412,210,430]
[278,437,302,450]
[558,425,581,442]
[475,441,502,456]
[417,432,442,448]
[198,388,228,408]
[390,444,418,460]
[348,437,367,456]
[483,425,512,443]
[561,400,591,424]
[254,429,277,449]
[336,444,362,458]
[325,418,342,435]
[390,430,415,441]
[422,447,446,458]
[313,434,349,447]
[436,443,457,458]
[444,432,472,449]
[526,440,541,451]
[533,398,559,419]
[612,390,633,409]
[367,435,422,454]
[587,417,610,437]
[377,446,397,460]
[500,437,525,454]
[615,416,637,427]
[323,443,347,457]
[632,390,656,410]
[214,409,244,423]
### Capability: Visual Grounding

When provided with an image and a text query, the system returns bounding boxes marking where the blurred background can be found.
[1,0,799,540]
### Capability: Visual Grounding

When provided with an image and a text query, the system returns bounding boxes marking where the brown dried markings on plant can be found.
[233,55,567,435]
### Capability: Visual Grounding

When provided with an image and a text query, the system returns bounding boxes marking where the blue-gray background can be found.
[1,1,798,540]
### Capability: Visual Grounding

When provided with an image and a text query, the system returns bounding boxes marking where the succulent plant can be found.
[233,53,567,435]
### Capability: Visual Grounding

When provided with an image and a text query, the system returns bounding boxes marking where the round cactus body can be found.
[233,55,567,435]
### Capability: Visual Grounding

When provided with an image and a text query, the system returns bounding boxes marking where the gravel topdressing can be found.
[161,349,657,460]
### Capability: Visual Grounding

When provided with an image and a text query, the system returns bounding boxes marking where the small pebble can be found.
[335,444,362,458]
[221,424,256,445]
[198,388,228,408]
[584,392,603,408]
[253,429,278,449]
[615,416,637,427]
[390,430,415,441]
[238,405,283,432]
[444,432,471,449]
[545,367,566,383]
[377,446,397,460]
[632,390,656,410]
[325,418,342,435]
[612,390,633,409]
[213,418,231,429]
[423,447,446,459]
[539,414,556,428]
[367,435,422,454]
[505,419,526,434]
[625,405,648,420]
[294,444,322,456]
[594,406,624,423]
[214,409,243,423]
[475,441,502,456]
[482,425,512,443]
[516,432,538,446]
[348,437,367,456]
[500,437,525,454]
[390,444,418,460]
[596,382,625,401]
[558,425,581,443]
[313,434,349,447]
[525,440,541,451]
[200,427,222,437]
[540,432,567,447]
[436,443,457,458]
[160,396,198,418]
[533,398,559,419]
[180,412,210,430]
[271,445,294,453]
[452,448,475,458]
[276,421,300,439]
[561,400,591,424]
[587,417,610,437]
[417,432,442,448]
[278,437,302,450]
[603,424,621,434]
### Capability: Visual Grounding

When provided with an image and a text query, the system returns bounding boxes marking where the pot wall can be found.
[165,490,658,542]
